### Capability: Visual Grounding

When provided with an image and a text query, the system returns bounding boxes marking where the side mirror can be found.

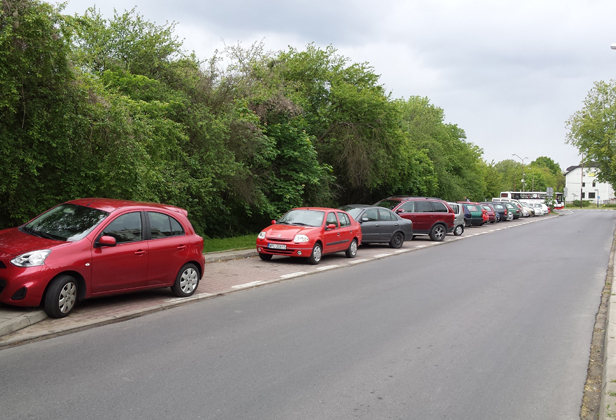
[96,235,117,248]
[271,220,277,224]
[395,209,404,214]
[361,217,369,222]
[326,223,337,230]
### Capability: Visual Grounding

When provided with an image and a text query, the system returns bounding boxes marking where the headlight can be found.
[11,249,52,267]
[258,232,266,240]
[294,234,309,243]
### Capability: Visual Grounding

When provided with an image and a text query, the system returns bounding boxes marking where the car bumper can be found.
[256,241,315,258]
[0,264,53,307]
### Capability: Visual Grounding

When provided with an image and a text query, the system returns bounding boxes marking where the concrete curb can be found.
[0,310,47,337]
[601,236,616,419]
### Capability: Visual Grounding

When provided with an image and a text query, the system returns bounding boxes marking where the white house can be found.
[564,165,615,204]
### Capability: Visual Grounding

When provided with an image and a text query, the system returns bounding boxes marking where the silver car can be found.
[447,202,465,236]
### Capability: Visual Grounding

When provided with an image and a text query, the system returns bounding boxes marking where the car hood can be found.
[0,227,63,256]
[264,224,320,240]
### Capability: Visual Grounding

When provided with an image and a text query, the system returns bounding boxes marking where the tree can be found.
[566,80,616,189]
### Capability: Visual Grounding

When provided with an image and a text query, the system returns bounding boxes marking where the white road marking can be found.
[374,253,394,258]
[280,272,309,279]
[349,259,370,264]
[232,281,265,289]
[316,265,339,271]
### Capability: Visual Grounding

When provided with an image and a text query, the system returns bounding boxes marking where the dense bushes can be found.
[0,1,559,237]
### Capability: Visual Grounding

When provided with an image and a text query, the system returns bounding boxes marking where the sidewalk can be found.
[0,214,558,348]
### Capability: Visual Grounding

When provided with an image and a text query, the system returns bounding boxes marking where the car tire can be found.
[389,232,404,249]
[44,274,78,318]
[259,253,273,261]
[307,243,322,265]
[171,263,200,297]
[453,225,464,236]
[464,219,471,228]
[345,239,358,258]
[429,224,446,241]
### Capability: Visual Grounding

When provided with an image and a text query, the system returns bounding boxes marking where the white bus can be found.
[498,191,564,209]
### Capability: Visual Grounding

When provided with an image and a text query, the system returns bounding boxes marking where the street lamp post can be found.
[512,154,529,192]
[595,188,599,208]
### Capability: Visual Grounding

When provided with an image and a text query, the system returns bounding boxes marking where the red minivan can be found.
[0,198,205,318]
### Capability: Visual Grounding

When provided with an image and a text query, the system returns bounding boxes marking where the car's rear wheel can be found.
[307,243,322,265]
[259,253,273,261]
[429,224,446,241]
[454,225,464,236]
[44,275,78,318]
[171,263,200,297]
[389,232,404,248]
[345,239,358,257]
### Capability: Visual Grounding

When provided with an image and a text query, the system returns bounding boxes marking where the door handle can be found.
[135,250,146,256]
[177,245,187,250]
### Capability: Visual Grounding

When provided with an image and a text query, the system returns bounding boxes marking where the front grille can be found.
[267,249,294,255]
[0,279,6,295]
[0,261,5,269]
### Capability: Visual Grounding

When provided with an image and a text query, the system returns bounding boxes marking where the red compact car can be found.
[0,198,205,318]
[256,207,362,264]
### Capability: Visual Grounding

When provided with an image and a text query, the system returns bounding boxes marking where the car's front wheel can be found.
[44,274,78,318]
[171,263,200,297]
[259,253,273,261]
[345,239,358,257]
[307,243,322,265]
[429,224,446,241]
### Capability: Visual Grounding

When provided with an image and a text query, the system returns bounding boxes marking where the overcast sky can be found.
[56,0,616,171]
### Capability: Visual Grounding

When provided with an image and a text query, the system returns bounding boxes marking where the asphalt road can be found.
[0,210,613,420]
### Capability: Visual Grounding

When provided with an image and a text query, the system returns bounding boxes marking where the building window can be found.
[589,192,596,199]
[593,180,597,187]
[582,182,586,187]
[582,192,586,199]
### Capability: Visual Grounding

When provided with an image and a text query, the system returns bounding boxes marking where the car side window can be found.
[379,209,396,221]
[415,201,433,212]
[337,212,351,227]
[326,212,339,228]
[170,216,185,236]
[148,212,185,239]
[431,202,448,212]
[363,208,379,221]
[102,212,142,243]
[398,201,414,213]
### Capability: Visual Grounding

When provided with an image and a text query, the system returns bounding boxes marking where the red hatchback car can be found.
[0,198,205,318]
[256,207,362,264]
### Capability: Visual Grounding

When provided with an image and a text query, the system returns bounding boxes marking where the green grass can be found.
[202,233,257,253]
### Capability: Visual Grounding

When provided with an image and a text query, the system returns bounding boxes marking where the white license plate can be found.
[268,243,287,250]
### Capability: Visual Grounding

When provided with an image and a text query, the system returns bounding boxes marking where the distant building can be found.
[564,165,615,204]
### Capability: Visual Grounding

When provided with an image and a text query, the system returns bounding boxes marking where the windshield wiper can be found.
[22,226,58,240]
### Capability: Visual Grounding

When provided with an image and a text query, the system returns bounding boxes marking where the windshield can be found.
[277,210,325,227]
[22,204,109,241]
[374,200,400,210]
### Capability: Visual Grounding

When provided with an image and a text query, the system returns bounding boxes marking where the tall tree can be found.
[566,80,616,188]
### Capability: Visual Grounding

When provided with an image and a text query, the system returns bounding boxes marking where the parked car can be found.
[374,197,455,241]
[532,203,545,216]
[480,203,498,223]
[519,201,535,217]
[341,205,413,248]
[0,198,205,318]
[504,202,521,219]
[256,207,362,265]
[490,202,509,221]
[447,202,465,236]
[460,202,484,226]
